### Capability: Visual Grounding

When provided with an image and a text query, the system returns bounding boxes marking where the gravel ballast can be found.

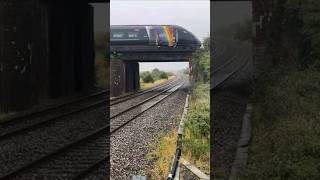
[111,89,187,179]
[0,105,107,177]
[212,89,249,179]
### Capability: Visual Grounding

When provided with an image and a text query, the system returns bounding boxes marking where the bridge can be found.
[110,25,201,97]
[0,0,107,112]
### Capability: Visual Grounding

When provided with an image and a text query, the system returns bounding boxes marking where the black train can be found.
[110,25,201,52]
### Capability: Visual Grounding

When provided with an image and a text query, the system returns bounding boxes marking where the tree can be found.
[143,73,154,83]
[159,72,168,79]
[203,37,210,51]
[152,68,160,74]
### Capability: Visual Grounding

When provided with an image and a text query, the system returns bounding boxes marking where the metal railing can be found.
[167,95,189,180]
[167,93,210,180]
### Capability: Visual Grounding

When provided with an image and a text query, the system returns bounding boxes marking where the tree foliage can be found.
[159,72,168,79]
[140,68,172,83]
[142,72,154,83]
[191,47,210,83]
[268,0,320,68]
[203,37,210,51]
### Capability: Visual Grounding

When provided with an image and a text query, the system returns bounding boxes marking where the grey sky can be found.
[212,2,252,31]
[111,0,210,41]
[111,0,210,72]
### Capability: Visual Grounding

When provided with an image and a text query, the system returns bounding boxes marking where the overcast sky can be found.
[212,1,251,31]
[111,0,210,72]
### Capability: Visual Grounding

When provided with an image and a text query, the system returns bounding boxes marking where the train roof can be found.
[111,25,186,29]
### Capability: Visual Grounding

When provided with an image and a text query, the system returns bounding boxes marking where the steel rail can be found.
[0,126,109,180]
[110,79,183,119]
[0,99,108,141]
[74,81,184,180]
[0,79,181,141]
[0,78,185,180]
[110,77,181,106]
[0,90,108,125]
[212,45,250,89]
[0,74,178,140]
[110,82,184,133]
[110,76,177,102]
[211,39,251,89]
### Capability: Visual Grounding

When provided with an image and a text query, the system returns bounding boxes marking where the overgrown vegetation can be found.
[241,66,320,179]
[145,83,210,177]
[94,32,108,89]
[183,83,210,174]
[146,129,179,179]
[191,37,210,82]
[181,37,211,174]
[267,0,320,68]
[145,37,210,177]
[243,1,320,179]
[140,68,173,84]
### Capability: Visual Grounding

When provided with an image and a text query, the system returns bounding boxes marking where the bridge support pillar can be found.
[0,1,95,112]
[110,58,140,97]
[125,62,140,93]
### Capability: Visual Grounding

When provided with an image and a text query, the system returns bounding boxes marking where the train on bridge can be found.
[110,25,201,52]
[110,25,200,97]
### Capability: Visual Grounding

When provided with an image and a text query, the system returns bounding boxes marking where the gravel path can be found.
[110,89,188,180]
[211,89,249,179]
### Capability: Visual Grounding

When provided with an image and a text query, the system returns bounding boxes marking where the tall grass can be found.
[145,84,210,178]
[145,113,182,179]
[241,65,320,179]
[146,130,179,179]
[183,83,210,174]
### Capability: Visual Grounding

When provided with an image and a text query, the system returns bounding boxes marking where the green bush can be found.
[184,83,210,159]
[142,73,154,83]
[140,69,172,83]
[159,72,168,79]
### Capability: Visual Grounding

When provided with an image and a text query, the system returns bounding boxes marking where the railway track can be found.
[0,76,180,142]
[0,91,108,141]
[211,39,251,89]
[75,77,185,179]
[110,77,181,106]
[0,76,185,179]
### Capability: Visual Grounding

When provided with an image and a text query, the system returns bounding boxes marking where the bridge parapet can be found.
[111,52,193,62]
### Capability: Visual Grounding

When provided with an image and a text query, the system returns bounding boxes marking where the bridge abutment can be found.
[110,58,139,97]
[0,1,96,112]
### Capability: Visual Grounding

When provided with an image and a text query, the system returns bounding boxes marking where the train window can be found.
[128,32,139,38]
[113,32,124,38]
[147,28,158,44]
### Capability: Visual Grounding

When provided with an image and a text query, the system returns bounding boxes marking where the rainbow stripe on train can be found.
[155,25,176,46]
